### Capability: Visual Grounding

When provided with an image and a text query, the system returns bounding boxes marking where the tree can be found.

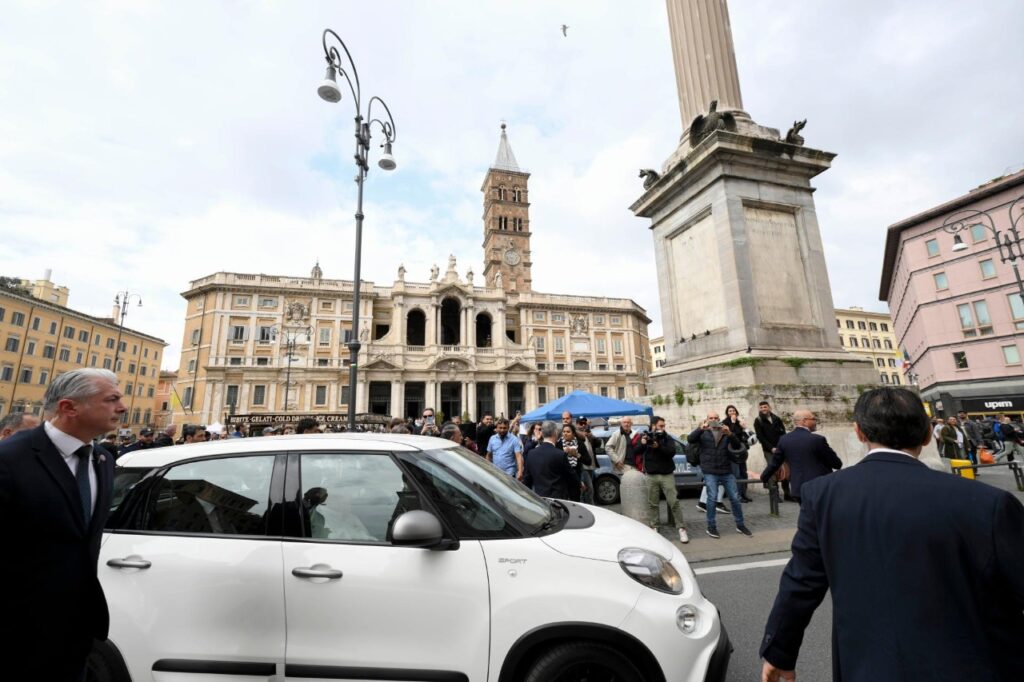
[0,276,31,297]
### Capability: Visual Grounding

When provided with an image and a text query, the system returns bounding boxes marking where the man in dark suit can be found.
[753,401,794,501]
[760,410,841,504]
[523,420,577,500]
[0,368,125,680]
[760,387,1024,681]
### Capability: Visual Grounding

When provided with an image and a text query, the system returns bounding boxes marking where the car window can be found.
[105,467,153,529]
[142,456,275,536]
[299,453,422,543]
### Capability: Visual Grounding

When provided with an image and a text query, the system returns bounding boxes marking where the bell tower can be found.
[482,123,532,292]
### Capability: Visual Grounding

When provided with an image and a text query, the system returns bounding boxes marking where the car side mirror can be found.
[390,510,445,548]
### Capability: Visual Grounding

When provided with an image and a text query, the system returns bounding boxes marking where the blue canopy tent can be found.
[518,390,654,423]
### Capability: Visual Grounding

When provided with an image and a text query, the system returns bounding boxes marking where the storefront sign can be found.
[959,396,1024,413]
[225,412,390,426]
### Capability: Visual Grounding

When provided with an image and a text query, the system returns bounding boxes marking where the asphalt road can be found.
[693,552,833,681]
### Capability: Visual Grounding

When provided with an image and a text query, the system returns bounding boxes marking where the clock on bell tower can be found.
[482,123,532,293]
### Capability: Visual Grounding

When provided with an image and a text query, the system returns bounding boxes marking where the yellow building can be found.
[834,306,906,385]
[0,286,167,432]
[649,335,667,369]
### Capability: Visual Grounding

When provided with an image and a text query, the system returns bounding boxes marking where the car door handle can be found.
[292,565,343,580]
[107,556,152,569]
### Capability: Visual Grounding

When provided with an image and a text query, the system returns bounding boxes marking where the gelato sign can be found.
[225,412,390,426]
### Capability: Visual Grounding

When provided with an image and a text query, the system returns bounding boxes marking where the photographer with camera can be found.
[416,407,440,437]
[639,417,689,543]
[687,410,752,539]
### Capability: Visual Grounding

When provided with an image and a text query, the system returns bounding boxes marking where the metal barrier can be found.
[951,460,1024,492]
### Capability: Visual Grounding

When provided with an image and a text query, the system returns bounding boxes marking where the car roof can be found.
[116,433,457,469]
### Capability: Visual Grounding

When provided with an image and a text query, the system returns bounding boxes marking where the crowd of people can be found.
[931,412,1024,465]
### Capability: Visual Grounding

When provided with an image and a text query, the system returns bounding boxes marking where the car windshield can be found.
[418,447,552,530]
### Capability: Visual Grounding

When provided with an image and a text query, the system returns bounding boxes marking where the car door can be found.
[101,454,286,681]
[281,451,489,681]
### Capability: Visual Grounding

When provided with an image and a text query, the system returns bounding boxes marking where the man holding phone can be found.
[418,408,439,437]
[688,410,751,538]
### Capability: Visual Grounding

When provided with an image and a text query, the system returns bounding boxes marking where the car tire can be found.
[524,641,644,682]
[86,640,131,682]
[594,476,620,505]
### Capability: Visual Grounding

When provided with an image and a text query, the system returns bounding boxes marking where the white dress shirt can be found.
[866,447,918,460]
[44,421,98,517]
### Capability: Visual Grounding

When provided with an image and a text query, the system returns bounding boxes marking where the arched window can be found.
[499,185,507,201]
[573,360,590,371]
[440,297,461,345]
[513,187,522,202]
[406,309,426,346]
[884,339,893,349]
[475,312,493,348]
[873,339,881,348]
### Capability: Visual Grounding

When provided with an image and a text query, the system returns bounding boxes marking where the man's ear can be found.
[853,422,870,444]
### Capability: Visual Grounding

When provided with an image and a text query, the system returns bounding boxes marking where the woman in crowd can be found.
[722,404,753,503]
[556,423,590,502]
[522,421,544,459]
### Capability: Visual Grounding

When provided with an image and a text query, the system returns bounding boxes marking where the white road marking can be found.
[693,558,791,575]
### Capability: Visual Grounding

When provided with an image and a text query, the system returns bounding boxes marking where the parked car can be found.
[92,433,730,682]
[590,428,703,505]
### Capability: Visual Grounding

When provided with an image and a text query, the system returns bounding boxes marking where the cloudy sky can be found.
[2,0,1022,370]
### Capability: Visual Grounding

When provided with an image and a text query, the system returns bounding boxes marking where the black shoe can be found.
[783,496,796,502]
[696,502,707,512]
[716,502,730,513]
[736,525,753,536]
[740,496,753,503]
[706,527,720,539]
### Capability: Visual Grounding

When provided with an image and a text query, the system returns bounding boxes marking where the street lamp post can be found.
[943,195,1024,303]
[271,325,311,415]
[112,291,142,372]
[317,28,398,431]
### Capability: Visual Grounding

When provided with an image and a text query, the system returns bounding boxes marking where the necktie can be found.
[74,445,92,527]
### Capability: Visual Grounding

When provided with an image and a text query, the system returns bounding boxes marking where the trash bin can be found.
[950,458,974,479]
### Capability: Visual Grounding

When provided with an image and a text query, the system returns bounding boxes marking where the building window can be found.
[600,386,608,397]
[869,322,877,331]
[839,336,844,346]
[141,366,147,376]
[190,329,200,345]
[537,363,546,370]
[182,386,193,408]
[49,321,57,335]
[0,307,4,322]
[617,387,625,399]
[598,363,608,371]
[970,224,987,243]
[315,385,327,406]
[75,350,84,364]
[979,259,997,280]
[187,359,196,372]
[538,386,547,404]
[594,315,604,325]
[143,347,148,357]
[259,297,277,308]
[106,338,114,349]
[25,341,35,356]
[119,341,127,353]
[39,370,48,385]
[339,385,351,406]
[318,328,331,346]
[850,338,858,347]
[555,363,565,370]
[597,338,606,354]
[551,313,565,323]
[32,317,40,331]
[234,296,249,306]
[11,312,25,326]
[872,339,881,348]
[225,385,239,408]
[615,364,625,371]
[925,238,939,257]
[557,386,566,398]
[876,358,885,367]
[254,326,272,343]
[230,325,246,343]
[1011,294,1024,330]
[880,374,889,384]
[0,366,11,381]
[554,337,564,353]
[835,319,841,328]
[102,358,112,369]
[613,339,623,355]
[90,354,97,366]
[316,358,329,367]
[610,316,622,326]
[256,357,269,366]
[884,339,893,349]
[1003,345,1021,365]
[229,357,242,366]
[321,300,334,311]
[952,351,969,370]
[534,311,546,322]
[535,336,545,351]
[58,348,71,362]
[63,326,75,339]
[147,386,154,398]
[253,385,266,405]
[845,320,854,329]
[888,358,897,367]
[125,383,133,396]
[880,323,889,332]
[861,337,869,347]
[19,368,32,383]
[957,301,993,337]
[128,363,136,374]
[857,321,866,330]
[932,271,950,290]
[78,330,89,343]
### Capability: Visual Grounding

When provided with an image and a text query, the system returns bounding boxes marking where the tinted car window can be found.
[299,453,421,543]
[142,456,275,535]
[105,467,153,529]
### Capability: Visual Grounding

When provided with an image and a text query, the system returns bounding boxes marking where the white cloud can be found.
[1,0,1022,370]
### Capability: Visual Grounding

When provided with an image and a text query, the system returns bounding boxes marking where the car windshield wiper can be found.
[533,500,566,535]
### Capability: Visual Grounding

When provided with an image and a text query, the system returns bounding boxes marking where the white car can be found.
[90,434,731,682]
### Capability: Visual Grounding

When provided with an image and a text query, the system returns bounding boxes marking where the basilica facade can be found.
[171,126,651,428]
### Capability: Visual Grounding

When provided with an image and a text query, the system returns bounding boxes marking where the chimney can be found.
[43,269,52,282]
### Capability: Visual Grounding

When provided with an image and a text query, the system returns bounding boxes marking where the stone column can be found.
[466,382,476,420]
[426,379,437,411]
[665,0,744,125]
[391,379,403,419]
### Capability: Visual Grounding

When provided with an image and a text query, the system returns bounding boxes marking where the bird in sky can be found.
[561,24,569,37]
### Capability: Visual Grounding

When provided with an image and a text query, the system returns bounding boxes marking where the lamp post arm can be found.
[366,95,397,143]
[322,29,361,112]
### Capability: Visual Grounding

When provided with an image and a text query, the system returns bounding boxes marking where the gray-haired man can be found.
[0,412,41,440]
[0,368,125,680]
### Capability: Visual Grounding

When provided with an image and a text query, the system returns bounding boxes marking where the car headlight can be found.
[617,547,683,594]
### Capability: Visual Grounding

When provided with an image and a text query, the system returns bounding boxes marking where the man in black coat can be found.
[0,368,124,680]
[688,410,751,538]
[760,410,841,503]
[523,420,577,500]
[761,387,1024,681]
[753,401,794,501]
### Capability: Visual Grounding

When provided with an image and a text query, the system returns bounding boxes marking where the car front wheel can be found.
[594,476,620,505]
[524,642,644,682]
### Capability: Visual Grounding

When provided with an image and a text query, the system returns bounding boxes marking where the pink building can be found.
[879,170,1024,419]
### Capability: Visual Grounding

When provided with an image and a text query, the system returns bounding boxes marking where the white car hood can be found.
[540,503,678,562]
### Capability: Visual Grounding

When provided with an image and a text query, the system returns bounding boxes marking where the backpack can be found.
[685,439,701,466]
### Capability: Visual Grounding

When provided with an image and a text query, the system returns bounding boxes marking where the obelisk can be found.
[630,0,880,466]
